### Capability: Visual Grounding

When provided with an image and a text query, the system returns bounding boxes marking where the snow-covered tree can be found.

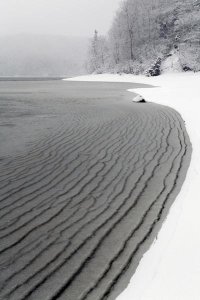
[86,30,109,73]
[87,0,200,74]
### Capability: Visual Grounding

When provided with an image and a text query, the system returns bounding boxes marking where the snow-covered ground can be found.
[64,72,200,300]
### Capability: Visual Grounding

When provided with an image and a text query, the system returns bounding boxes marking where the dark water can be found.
[0,80,191,300]
[0,79,144,157]
[0,77,65,81]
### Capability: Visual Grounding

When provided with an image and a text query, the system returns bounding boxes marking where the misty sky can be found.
[0,0,122,37]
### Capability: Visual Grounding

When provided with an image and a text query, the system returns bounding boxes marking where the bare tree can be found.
[87,0,200,74]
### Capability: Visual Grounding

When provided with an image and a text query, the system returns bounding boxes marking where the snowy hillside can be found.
[86,0,200,75]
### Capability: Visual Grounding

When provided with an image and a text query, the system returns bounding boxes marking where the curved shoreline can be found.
[0,79,192,300]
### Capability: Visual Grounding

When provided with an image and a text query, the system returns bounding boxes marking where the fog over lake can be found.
[0,0,121,77]
[0,34,89,77]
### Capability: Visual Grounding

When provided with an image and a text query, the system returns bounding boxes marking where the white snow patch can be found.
[161,51,183,73]
[64,72,200,300]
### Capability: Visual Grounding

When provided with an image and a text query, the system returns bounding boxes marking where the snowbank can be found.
[161,51,183,73]
[64,72,200,300]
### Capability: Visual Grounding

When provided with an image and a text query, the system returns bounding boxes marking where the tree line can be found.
[86,0,200,75]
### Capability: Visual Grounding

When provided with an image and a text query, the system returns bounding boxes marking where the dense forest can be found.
[87,0,200,75]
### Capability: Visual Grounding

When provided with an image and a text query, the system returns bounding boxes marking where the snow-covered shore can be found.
[64,72,200,300]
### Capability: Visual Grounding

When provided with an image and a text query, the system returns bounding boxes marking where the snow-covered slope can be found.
[64,72,200,300]
[161,51,183,73]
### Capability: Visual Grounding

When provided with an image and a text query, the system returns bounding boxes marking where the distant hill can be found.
[0,34,89,77]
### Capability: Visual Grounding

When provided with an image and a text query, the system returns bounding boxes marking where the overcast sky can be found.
[0,0,121,37]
